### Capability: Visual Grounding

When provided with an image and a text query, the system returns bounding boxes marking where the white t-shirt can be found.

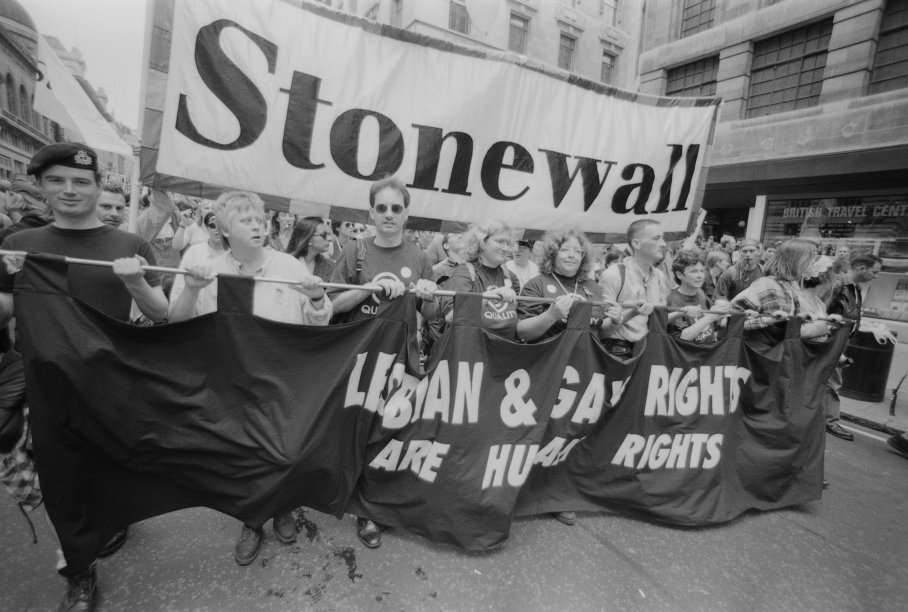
[505,260,539,290]
[169,247,331,325]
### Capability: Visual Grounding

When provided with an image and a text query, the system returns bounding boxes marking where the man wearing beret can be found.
[0,142,168,612]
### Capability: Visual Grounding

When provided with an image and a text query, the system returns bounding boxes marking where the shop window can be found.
[450,1,470,35]
[559,33,576,71]
[746,19,832,117]
[509,13,529,54]
[869,0,908,94]
[680,0,715,38]
[666,55,718,97]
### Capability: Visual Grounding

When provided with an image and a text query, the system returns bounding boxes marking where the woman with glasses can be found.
[285,216,335,281]
[169,211,227,311]
[517,227,620,344]
[438,219,520,340]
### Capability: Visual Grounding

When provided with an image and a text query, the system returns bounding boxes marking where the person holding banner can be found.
[327,177,437,549]
[286,216,335,281]
[729,239,832,340]
[0,142,168,612]
[169,190,330,567]
[167,211,227,314]
[516,227,618,345]
[597,219,670,357]
[439,219,520,340]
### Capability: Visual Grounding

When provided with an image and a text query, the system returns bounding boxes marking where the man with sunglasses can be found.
[327,176,437,550]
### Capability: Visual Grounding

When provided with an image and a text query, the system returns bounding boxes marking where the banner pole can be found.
[1,250,850,320]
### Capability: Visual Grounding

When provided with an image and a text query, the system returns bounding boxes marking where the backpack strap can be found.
[353,236,367,280]
[464,261,476,284]
[617,260,626,299]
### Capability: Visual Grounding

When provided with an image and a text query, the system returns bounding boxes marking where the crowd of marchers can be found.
[0,141,905,612]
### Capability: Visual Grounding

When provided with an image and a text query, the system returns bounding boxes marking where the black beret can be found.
[27,142,98,177]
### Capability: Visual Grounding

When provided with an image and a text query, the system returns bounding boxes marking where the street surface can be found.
[1,423,906,611]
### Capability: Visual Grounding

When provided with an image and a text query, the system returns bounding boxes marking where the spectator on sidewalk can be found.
[824,253,883,442]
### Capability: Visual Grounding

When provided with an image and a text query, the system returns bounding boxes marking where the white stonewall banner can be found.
[142,0,720,240]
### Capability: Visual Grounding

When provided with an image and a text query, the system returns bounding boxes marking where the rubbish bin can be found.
[840,330,897,402]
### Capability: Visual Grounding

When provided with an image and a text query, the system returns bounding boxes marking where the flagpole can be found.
[3,249,843,319]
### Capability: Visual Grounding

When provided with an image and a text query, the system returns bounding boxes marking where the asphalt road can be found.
[1,424,906,612]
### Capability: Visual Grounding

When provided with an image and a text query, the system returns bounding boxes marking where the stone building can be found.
[0,0,58,181]
[640,0,908,320]
[333,0,642,89]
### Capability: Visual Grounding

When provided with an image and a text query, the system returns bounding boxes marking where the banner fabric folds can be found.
[15,257,847,561]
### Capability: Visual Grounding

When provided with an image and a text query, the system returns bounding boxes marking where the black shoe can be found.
[552,511,576,526]
[58,565,98,612]
[273,510,297,544]
[826,423,854,441]
[234,524,264,566]
[887,433,908,457]
[98,527,128,558]
[356,517,381,549]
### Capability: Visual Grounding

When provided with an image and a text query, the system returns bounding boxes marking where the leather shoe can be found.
[272,510,297,544]
[887,433,908,457]
[826,423,854,441]
[234,524,264,566]
[552,511,576,526]
[58,564,97,612]
[356,517,381,549]
[98,527,128,558]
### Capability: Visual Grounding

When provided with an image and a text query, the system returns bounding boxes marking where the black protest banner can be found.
[14,257,848,562]
[14,255,409,571]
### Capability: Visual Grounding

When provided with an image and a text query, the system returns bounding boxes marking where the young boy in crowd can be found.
[667,250,725,343]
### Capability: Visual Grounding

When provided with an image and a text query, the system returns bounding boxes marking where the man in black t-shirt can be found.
[327,176,437,550]
[0,143,167,612]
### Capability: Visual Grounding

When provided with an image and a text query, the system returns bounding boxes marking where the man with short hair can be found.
[597,219,669,356]
[714,239,764,301]
[702,249,730,301]
[170,190,330,566]
[327,176,437,549]
[0,143,168,612]
[824,254,883,442]
[505,239,539,291]
[96,184,128,228]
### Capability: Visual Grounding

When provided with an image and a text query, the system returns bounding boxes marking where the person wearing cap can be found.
[0,142,168,612]
[505,238,539,291]
[714,238,764,302]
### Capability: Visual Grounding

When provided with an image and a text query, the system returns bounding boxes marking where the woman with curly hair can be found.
[285,216,335,281]
[439,219,520,340]
[516,227,619,343]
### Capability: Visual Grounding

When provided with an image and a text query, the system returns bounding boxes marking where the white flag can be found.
[34,35,131,156]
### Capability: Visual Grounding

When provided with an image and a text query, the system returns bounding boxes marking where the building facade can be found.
[334,0,644,89]
[0,0,57,181]
[639,0,908,321]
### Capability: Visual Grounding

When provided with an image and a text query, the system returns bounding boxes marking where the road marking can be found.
[842,424,888,442]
